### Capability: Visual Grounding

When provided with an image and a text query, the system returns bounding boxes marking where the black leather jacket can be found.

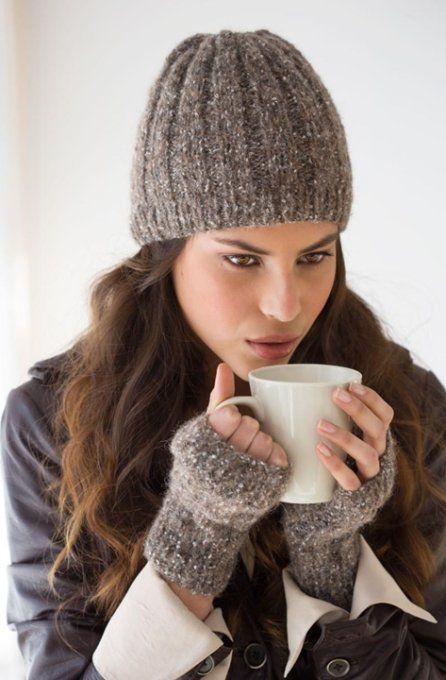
[1,344,446,679]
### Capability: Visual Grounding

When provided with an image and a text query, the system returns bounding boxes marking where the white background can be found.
[1,0,445,677]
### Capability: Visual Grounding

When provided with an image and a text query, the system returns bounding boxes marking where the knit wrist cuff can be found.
[282,426,398,545]
[168,411,291,531]
[282,427,398,610]
[287,531,361,611]
[143,408,291,597]
[143,493,247,597]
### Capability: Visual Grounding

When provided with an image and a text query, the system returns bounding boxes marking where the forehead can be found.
[191,220,337,245]
[200,220,334,237]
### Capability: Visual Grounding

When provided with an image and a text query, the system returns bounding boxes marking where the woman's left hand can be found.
[316,382,395,491]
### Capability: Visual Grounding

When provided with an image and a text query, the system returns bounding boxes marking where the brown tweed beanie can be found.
[129,28,353,245]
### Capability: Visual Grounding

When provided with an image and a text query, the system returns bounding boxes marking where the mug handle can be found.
[213,396,265,423]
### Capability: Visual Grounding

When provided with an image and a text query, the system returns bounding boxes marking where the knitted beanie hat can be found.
[129,28,353,246]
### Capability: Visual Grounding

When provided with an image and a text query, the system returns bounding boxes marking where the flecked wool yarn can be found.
[143,411,291,596]
[281,427,398,611]
[144,405,398,602]
[129,28,353,246]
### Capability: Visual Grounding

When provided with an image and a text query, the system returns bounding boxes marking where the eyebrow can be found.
[212,230,340,256]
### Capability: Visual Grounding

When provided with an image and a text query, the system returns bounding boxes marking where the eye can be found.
[222,250,335,269]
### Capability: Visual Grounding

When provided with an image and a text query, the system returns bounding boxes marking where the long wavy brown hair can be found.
[43,233,446,656]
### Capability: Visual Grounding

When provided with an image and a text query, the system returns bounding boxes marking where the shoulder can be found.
[1,349,72,470]
[1,352,74,567]
[27,349,72,384]
[388,340,445,404]
[388,341,446,460]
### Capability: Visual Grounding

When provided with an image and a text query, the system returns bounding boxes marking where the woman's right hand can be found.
[144,363,291,596]
[206,362,289,469]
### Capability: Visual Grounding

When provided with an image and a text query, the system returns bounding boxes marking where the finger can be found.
[315,444,363,491]
[317,421,380,481]
[348,383,395,426]
[332,385,393,454]
[207,363,235,414]
[266,442,289,468]
[207,405,241,439]
[246,428,275,461]
[227,414,260,452]
[246,430,289,467]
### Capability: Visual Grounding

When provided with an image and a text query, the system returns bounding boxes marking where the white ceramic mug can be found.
[213,363,362,503]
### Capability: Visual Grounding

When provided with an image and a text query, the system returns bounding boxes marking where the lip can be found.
[246,338,299,359]
[248,334,299,343]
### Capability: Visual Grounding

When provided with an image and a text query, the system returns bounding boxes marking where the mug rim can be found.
[247,363,362,385]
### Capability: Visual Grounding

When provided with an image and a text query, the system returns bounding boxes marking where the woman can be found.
[2,28,446,679]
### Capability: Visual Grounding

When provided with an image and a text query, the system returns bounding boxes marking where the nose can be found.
[257,275,303,322]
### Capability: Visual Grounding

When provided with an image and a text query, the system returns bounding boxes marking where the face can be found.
[172,221,338,395]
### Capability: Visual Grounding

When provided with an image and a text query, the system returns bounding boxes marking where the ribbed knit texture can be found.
[281,427,398,611]
[144,411,291,596]
[129,28,353,245]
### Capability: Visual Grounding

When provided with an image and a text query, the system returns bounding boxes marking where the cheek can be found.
[308,268,336,313]
[174,261,248,330]
[202,271,248,325]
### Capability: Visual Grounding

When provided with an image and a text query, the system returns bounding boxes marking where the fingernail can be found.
[317,442,332,457]
[334,388,352,403]
[214,405,233,418]
[349,382,366,395]
[318,419,336,433]
[271,453,289,467]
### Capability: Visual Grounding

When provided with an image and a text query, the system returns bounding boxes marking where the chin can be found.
[229,362,250,384]
[234,367,250,382]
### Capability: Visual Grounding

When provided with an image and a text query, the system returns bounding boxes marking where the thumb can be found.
[206,363,235,414]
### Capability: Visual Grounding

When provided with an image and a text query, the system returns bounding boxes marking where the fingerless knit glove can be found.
[281,427,398,611]
[143,411,291,596]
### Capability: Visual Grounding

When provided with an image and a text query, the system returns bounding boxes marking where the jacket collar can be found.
[27,351,70,384]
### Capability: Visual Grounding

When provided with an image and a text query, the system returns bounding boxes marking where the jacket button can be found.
[243,642,267,669]
[326,658,351,676]
[196,655,215,675]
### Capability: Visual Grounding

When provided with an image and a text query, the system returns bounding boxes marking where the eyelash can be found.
[222,250,335,269]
